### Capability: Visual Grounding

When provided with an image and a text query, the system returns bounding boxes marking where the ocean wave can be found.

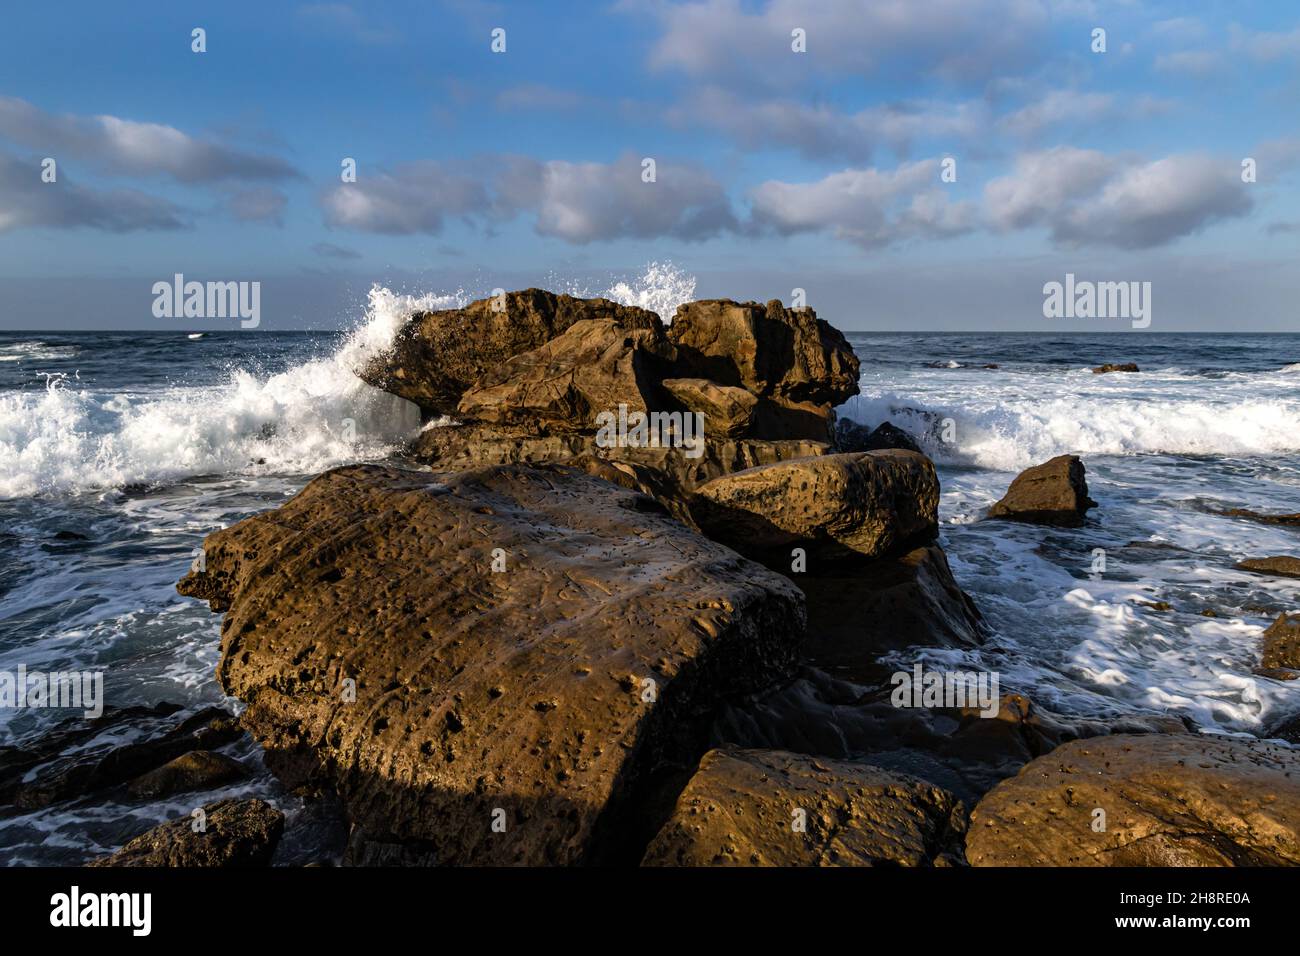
[0,341,79,362]
[0,286,457,498]
[550,260,697,323]
[841,390,1300,472]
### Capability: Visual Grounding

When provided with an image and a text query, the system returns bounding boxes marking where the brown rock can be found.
[967,734,1300,866]
[690,450,938,564]
[641,748,967,866]
[91,798,283,867]
[1262,612,1300,669]
[987,454,1097,526]
[668,299,860,407]
[178,464,806,866]
[1207,507,1300,527]
[661,377,757,438]
[126,750,248,800]
[1091,363,1139,374]
[456,318,675,431]
[359,289,661,416]
[1237,556,1300,579]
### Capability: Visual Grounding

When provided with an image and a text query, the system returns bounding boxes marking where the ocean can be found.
[1,279,1298,864]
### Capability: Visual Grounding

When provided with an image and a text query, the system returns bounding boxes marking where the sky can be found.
[0,0,1297,331]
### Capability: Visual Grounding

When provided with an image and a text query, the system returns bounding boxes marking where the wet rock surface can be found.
[987,454,1097,526]
[1237,556,1300,579]
[91,798,284,867]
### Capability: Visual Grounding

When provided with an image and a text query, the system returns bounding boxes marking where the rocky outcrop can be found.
[1237,556,1300,579]
[91,798,283,867]
[1206,506,1300,527]
[359,289,660,416]
[713,674,1187,808]
[126,750,248,800]
[967,734,1300,866]
[690,450,938,564]
[457,319,676,430]
[177,463,806,866]
[641,748,967,866]
[987,455,1097,526]
[1262,613,1300,670]
[1092,363,1139,374]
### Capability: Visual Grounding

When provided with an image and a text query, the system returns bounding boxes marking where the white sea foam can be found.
[0,286,461,498]
[549,260,697,323]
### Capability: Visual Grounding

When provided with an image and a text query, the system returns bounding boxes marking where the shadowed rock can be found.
[834,418,923,455]
[91,798,283,867]
[641,748,967,866]
[987,455,1097,526]
[967,734,1300,866]
[126,750,249,800]
[690,450,939,564]
[177,463,806,866]
[661,377,757,438]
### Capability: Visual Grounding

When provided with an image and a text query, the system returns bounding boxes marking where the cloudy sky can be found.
[0,0,1297,330]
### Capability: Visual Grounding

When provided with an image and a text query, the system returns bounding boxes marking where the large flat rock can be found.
[178,464,806,865]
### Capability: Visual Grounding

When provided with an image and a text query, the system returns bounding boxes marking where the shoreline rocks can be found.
[987,454,1097,526]
[1237,556,1300,579]
[91,798,284,867]
[1091,362,1139,374]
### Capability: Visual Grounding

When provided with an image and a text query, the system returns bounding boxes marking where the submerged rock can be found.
[987,454,1097,526]
[126,750,249,800]
[1237,556,1300,579]
[91,798,283,867]
[1091,362,1139,374]
[967,734,1300,866]
[690,450,939,564]
[178,463,806,866]
[641,748,967,866]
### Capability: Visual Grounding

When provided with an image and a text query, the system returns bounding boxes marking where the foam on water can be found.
[0,286,461,498]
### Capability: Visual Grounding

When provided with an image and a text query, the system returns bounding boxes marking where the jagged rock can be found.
[1237,556,1300,579]
[641,748,967,866]
[834,418,923,454]
[690,450,938,564]
[126,750,248,800]
[359,289,661,416]
[457,319,676,430]
[967,734,1300,866]
[1091,363,1139,374]
[800,545,983,682]
[1262,613,1300,670]
[712,672,1189,808]
[661,378,757,438]
[987,455,1097,526]
[668,299,859,406]
[177,464,806,866]
[5,707,241,809]
[91,798,283,867]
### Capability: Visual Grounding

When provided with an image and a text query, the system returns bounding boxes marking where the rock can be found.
[690,450,938,564]
[178,463,806,866]
[1237,556,1300,579]
[359,289,661,417]
[799,545,983,682]
[661,378,757,438]
[1262,613,1300,670]
[641,748,967,866]
[967,734,1300,866]
[1206,507,1300,527]
[91,798,283,867]
[1091,363,1139,374]
[668,299,859,407]
[5,707,241,809]
[126,750,248,800]
[986,455,1097,526]
[457,319,676,431]
[835,418,923,454]
[712,672,1189,809]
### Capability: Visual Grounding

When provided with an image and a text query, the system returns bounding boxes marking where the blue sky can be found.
[0,0,1297,330]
